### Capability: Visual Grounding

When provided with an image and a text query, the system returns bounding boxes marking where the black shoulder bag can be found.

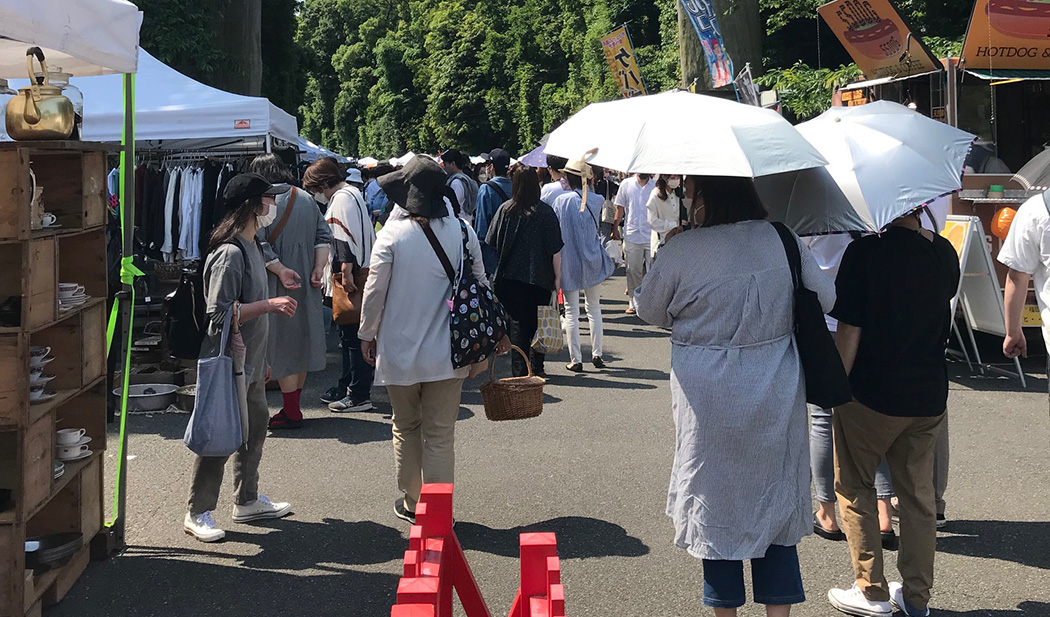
[771,222,852,409]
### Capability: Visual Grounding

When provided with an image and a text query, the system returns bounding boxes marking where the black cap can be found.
[482,148,511,168]
[440,148,468,168]
[222,172,290,205]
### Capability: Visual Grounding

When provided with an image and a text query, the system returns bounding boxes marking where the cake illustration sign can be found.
[819,0,941,79]
[961,0,1050,71]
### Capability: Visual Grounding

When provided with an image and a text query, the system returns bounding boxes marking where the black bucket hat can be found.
[378,156,450,218]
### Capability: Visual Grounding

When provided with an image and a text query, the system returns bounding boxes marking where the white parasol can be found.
[544,90,827,177]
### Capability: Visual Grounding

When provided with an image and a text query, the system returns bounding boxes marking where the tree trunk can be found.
[210,0,263,96]
[678,0,763,92]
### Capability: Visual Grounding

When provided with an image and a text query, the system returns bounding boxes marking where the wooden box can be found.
[27,151,106,233]
[0,148,30,241]
[32,321,81,392]
[55,383,106,453]
[58,229,107,300]
[79,304,105,386]
[22,413,53,517]
[0,524,24,617]
[0,335,27,426]
[27,237,57,330]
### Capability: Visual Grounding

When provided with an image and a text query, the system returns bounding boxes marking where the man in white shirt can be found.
[999,190,1050,363]
[614,174,655,314]
[540,155,571,204]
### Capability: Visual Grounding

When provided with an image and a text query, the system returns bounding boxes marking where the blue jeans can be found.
[810,405,894,503]
[702,544,805,608]
[338,323,374,401]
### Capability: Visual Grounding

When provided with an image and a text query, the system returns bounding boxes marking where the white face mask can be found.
[257,202,277,227]
[666,178,680,189]
[313,191,329,205]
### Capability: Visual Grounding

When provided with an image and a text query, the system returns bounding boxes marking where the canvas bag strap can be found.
[217,307,234,358]
[422,223,457,285]
[771,222,801,291]
[267,187,297,244]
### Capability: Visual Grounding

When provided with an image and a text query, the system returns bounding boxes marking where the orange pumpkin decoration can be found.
[993,207,1017,240]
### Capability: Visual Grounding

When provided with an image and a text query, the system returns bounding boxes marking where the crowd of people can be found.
[181,146,976,617]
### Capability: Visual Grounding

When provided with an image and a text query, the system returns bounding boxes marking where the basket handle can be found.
[488,345,532,383]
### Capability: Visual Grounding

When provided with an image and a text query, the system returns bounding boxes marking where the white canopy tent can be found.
[299,136,348,163]
[15,49,298,149]
[0,0,142,78]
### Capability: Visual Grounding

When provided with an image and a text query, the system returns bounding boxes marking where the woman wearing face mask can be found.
[303,158,377,414]
[184,173,300,543]
[646,174,684,255]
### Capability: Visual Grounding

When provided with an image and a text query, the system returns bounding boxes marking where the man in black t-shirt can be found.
[827,211,960,617]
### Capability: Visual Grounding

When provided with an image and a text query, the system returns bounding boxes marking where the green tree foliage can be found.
[756,61,860,119]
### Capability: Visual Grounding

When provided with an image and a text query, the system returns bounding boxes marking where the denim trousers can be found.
[702,544,806,608]
[338,322,374,400]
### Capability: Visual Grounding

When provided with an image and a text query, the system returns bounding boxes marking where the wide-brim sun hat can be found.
[377,156,449,218]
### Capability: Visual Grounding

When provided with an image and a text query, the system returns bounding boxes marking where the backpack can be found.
[368,185,392,218]
[447,173,479,218]
[163,266,207,359]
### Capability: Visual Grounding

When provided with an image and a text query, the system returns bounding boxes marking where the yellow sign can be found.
[1022,304,1043,327]
[600,26,647,98]
[819,0,942,80]
[961,0,1050,71]
[942,218,970,258]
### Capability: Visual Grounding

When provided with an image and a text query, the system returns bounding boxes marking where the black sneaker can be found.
[320,387,345,404]
[565,362,584,373]
[394,498,416,524]
[882,530,899,551]
[591,356,606,369]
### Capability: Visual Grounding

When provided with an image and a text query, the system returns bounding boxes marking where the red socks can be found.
[282,389,303,421]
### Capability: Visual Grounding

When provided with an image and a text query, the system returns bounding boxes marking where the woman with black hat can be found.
[184,173,299,542]
[359,156,510,524]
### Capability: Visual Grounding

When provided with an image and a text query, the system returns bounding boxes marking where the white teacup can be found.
[40,212,57,227]
[58,284,84,298]
[29,355,53,369]
[30,345,51,358]
[56,428,86,445]
[29,385,48,401]
[56,444,88,460]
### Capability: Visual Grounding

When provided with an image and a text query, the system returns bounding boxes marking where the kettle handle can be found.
[25,47,49,87]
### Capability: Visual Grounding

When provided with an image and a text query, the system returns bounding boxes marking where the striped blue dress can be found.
[550,190,614,292]
[634,221,836,561]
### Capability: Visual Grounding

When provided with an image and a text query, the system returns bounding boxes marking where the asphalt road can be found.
[47,274,1049,617]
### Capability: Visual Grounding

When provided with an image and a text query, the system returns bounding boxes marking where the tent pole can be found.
[265,134,272,153]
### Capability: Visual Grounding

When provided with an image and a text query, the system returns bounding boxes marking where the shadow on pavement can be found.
[932,603,1050,616]
[544,376,657,391]
[456,516,650,560]
[46,552,399,617]
[236,517,406,569]
[937,520,1050,570]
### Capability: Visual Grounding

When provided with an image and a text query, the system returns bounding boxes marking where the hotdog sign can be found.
[819,0,941,80]
[962,0,1050,71]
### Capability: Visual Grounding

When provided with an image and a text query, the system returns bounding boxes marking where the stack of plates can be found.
[53,460,64,480]
[58,292,89,311]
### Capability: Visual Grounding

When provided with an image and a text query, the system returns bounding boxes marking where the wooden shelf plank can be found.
[28,375,105,426]
[0,296,105,336]
[24,450,102,523]
[0,224,106,246]
[0,510,14,524]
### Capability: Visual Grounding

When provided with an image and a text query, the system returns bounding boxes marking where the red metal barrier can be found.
[391,484,566,617]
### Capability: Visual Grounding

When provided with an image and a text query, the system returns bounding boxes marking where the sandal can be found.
[813,512,846,541]
[268,410,303,430]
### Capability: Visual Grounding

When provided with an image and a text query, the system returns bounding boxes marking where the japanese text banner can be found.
[600,26,647,98]
[679,0,735,89]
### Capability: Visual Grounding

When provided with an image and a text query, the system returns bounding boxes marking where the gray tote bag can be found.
[184,309,245,457]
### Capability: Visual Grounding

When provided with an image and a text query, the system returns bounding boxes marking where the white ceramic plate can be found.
[29,373,55,385]
[59,436,91,448]
[29,356,54,369]
[29,391,57,404]
[57,449,91,462]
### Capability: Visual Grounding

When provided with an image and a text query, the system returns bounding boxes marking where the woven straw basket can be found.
[480,346,545,421]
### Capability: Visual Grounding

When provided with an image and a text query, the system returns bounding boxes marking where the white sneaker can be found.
[889,582,930,617]
[184,511,225,542]
[232,494,291,523]
[828,584,892,617]
[328,395,374,413]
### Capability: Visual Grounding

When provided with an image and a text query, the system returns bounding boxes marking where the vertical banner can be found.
[734,63,760,106]
[679,0,735,89]
[600,26,647,98]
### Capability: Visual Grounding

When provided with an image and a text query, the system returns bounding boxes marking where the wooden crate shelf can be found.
[0,142,109,617]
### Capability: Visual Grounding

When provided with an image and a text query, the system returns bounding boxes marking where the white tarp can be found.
[0,0,142,77]
[299,136,348,163]
[10,49,298,146]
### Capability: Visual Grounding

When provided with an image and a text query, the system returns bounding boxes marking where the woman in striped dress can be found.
[635,176,835,616]
[549,157,615,373]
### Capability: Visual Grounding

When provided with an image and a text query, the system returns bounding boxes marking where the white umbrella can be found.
[544,90,827,177]
[760,101,975,235]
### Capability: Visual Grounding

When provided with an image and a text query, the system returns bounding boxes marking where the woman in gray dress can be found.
[635,176,835,616]
[250,154,332,430]
[184,173,299,543]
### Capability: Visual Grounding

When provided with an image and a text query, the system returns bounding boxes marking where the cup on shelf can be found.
[29,345,51,358]
[29,353,54,369]
[56,428,86,446]
[56,444,88,460]
[40,212,57,228]
[29,385,52,402]
[58,284,85,299]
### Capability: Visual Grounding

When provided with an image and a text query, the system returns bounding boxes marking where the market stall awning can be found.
[299,136,349,163]
[0,0,142,77]
[965,69,1050,81]
[8,49,298,147]
[840,69,943,91]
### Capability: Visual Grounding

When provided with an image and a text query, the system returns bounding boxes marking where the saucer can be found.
[57,449,91,462]
[29,391,56,404]
[53,461,65,479]
[41,223,62,229]
[29,356,54,369]
[57,436,91,448]
[29,373,55,385]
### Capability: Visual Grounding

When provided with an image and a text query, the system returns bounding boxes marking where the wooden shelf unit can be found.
[0,142,110,617]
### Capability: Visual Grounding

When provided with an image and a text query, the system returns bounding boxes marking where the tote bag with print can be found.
[532,292,564,354]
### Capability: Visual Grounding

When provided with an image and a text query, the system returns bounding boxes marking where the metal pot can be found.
[112,383,178,412]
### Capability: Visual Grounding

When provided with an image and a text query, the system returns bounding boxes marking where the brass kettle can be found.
[5,47,75,141]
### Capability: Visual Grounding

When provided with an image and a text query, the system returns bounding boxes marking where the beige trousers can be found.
[834,400,945,610]
[387,378,464,510]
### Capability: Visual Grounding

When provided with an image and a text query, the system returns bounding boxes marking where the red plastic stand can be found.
[390,484,566,617]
